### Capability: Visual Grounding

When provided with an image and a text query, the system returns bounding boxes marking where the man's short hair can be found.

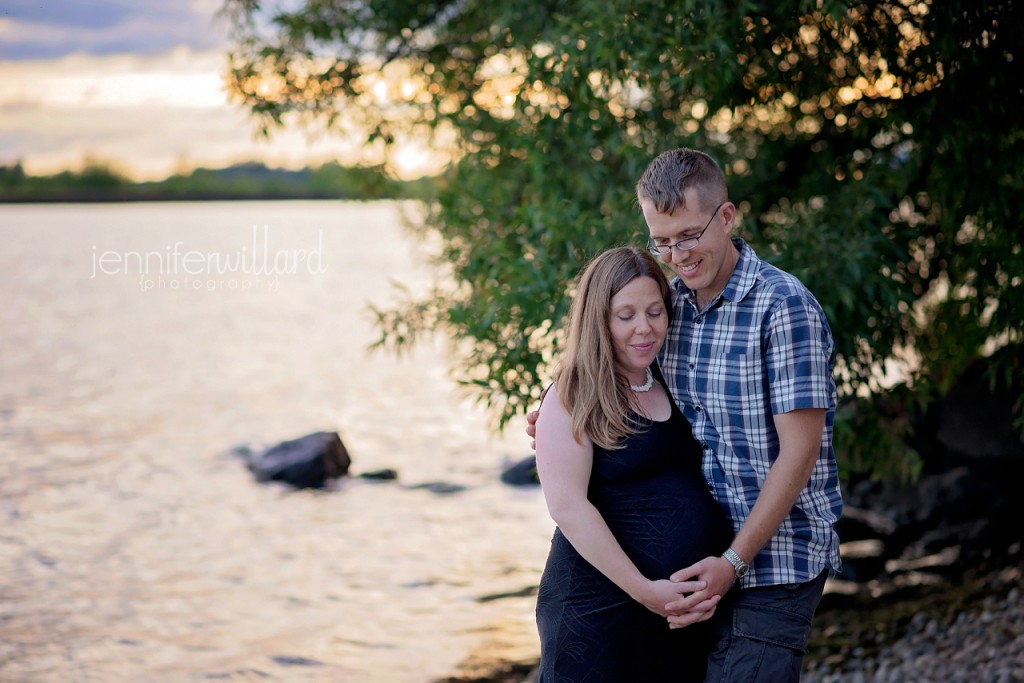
[636,148,728,215]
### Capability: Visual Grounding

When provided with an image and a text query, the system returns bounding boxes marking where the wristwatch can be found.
[722,547,750,579]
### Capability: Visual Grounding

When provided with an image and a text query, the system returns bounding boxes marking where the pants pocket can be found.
[732,601,814,653]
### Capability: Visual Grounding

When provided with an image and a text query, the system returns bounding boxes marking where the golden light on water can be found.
[0,202,553,681]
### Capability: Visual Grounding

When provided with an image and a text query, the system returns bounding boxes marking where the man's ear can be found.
[720,202,738,231]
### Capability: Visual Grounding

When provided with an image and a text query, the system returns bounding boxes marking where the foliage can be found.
[148,160,422,199]
[222,0,1023,480]
[0,161,131,201]
[0,160,433,202]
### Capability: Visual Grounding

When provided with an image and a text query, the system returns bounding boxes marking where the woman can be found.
[534,246,731,681]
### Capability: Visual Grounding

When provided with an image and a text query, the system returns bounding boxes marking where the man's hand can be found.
[665,555,736,628]
[525,409,540,450]
[525,386,551,450]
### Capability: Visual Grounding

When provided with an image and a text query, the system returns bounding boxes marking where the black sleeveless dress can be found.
[535,401,731,682]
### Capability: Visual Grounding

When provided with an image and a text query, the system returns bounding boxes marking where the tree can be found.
[222,0,1023,482]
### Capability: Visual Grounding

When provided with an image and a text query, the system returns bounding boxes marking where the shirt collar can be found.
[670,237,759,306]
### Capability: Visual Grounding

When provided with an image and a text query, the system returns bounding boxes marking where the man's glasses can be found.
[646,202,723,257]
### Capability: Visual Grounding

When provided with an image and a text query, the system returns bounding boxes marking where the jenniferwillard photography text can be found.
[90,225,328,291]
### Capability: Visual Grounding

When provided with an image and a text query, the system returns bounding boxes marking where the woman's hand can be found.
[635,579,718,620]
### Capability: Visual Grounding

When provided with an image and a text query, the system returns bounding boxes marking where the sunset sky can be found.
[0,0,444,179]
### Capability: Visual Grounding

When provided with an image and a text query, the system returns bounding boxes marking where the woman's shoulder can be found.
[537,382,571,428]
[536,382,592,449]
[537,381,561,414]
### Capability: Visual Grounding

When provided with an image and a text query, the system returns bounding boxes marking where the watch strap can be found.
[723,547,749,577]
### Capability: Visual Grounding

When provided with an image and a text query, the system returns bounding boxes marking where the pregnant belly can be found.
[596,482,731,579]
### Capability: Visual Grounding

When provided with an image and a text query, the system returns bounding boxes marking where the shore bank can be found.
[436,562,1023,683]
[803,564,1023,682]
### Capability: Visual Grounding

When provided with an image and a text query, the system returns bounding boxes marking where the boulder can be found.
[246,431,351,489]
[933,343,1023,460]
[501,456,540,486]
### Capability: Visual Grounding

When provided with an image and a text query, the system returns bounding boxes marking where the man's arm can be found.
[665,407,825,622]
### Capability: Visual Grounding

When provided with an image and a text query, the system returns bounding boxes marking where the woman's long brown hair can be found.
[555,246,672,450]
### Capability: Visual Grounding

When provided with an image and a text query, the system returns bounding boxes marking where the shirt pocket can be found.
[705,351,764,415]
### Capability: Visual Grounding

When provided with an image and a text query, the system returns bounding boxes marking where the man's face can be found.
[642,187,736,302]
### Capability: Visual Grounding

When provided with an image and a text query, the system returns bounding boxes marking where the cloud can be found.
[0,100,376,180]
[0,0,228,59]
[0,48,378,180]
[0,5,449,181]
[0,50,230,110]
[3,0,130,29]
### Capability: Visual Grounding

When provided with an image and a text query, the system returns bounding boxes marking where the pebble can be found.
[803,586,1024,682]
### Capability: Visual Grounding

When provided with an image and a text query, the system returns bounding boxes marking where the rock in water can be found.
[247,431,351,489]
[501,456,540,486]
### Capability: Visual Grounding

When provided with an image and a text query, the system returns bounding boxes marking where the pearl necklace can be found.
[630,368,654,393]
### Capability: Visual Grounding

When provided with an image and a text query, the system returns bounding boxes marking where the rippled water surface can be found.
[0,201,551,682]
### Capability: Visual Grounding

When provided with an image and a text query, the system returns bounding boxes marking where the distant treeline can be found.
[0,160,440,203]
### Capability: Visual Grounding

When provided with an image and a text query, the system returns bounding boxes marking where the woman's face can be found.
[607,275,668,380]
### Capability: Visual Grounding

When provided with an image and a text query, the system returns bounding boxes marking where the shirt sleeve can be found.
[764,293,835,415]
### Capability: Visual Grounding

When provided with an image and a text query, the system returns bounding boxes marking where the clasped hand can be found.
[640,578,721,629]
[664,556,737,629]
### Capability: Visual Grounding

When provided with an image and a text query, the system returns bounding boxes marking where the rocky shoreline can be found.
[437,449,1024,683]
[803,563,1023,682]
[435,562,1023,682]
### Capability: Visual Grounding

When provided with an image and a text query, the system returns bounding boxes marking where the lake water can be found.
[0,201,552,682]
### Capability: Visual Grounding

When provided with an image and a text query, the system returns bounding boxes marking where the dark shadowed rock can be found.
[404,481,467,495]
[835,505,897,543]
[500,456,540,486]
[834,539,888,583]
[246,431,351,489]
[359,468,399,481]
[270,655,325,667]
[934,343,1023,460]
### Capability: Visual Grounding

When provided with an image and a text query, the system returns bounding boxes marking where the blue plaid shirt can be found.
[659,238,842,587]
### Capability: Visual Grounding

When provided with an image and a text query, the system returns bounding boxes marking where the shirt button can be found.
[695,405,703,412]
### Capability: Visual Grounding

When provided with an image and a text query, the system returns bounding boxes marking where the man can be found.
[528,148,842,682]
